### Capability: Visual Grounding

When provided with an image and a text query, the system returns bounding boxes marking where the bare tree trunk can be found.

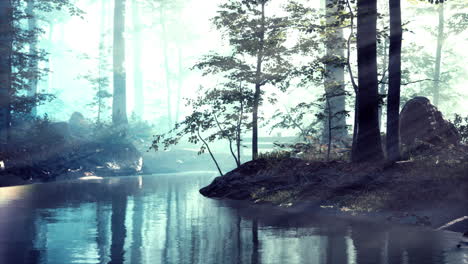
[252,1,265,160]
[433,3,444,107]
[112,0,128,126]
[0,0,13,145]
[352,0,384,163]
[26,0,38,116]
[132,0,144,119]
[386,0,402,162]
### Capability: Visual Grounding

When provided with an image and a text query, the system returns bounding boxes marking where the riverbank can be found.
[200,144,468,231]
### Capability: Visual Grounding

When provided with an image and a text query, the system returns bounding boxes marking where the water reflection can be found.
[0,173,466,264]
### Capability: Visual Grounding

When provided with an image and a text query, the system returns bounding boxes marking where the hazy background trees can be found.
[1,0,466,165]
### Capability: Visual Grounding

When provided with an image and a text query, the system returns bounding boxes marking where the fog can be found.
[34,0,467,130]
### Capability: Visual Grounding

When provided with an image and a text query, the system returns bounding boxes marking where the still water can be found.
[0,172,466,264]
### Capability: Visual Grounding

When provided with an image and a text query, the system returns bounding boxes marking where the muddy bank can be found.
[200,145,468,231]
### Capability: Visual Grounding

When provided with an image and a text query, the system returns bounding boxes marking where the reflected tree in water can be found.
[130,194,143,264]
[325,225,348,264]
[108,191,128,264]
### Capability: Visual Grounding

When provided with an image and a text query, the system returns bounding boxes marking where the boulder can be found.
[49,122,71,142]
[69,112,90,137]
[400,97,460,148]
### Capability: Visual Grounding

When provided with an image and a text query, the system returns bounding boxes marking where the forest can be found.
[0,0,467,263]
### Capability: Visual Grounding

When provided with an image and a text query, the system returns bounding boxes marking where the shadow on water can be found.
[0,172,466,264]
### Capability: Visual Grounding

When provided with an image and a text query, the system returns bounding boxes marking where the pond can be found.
[0,172,466,264]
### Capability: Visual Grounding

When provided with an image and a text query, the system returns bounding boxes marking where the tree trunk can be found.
[132,0,144,119]
[0,0,13,145]
[433,3,444,107]
[175,46,183,123]
[26,0,38,116]
[323,0,347,145]
[237,82,244,165]
[386,0,402,162]
[252,2,266,160]
[45,22,54,94]
[160,7,172,129]
[97,0,107,124]
[378,38,388,130]
[112,0,128,126]
[352,0,384,163]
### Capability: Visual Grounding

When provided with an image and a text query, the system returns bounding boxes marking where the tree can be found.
[98,0,112,123]
[432,2,444,106]
[385,0,402,162]
[196,0,293,160]
[0,0,13,145]
[1,0,80,144]
[283,1,355,157]
[78,52,112,124]
[430,0,466,107]
[152,84,252,175]
[385,0,462,162]
[402,0,467,113]
[26,0,39,116]
[323,0,348,145]
[159,0,172,128]
[132,0,144,119]
[352,0,384,162]
[143,0,185,128]
[113,0,128,126]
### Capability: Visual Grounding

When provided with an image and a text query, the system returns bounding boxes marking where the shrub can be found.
[453,114,468,144]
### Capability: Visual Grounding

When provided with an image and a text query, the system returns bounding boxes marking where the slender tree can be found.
[352,0,384,162]
[252,0,266,160]
[432,2,444,107]
[378,38,388,129]
[132,0,144,119]
[26,0,39,116]
[113,0,129,126]
[323,0,348,145]
[175,45,183,123]
[195,0,292,160]
[159,3,172,129]
[385,0,402,162]
[0,0,13,145]
[94,0,111,125]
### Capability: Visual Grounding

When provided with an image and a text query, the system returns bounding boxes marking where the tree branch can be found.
[197,127,224,176]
